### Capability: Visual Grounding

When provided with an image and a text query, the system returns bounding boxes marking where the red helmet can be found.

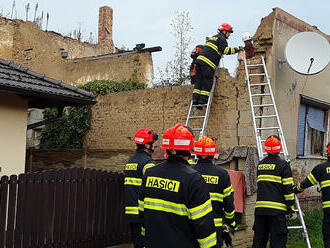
[264,136,282,153]
[134,128,158,145]
[218,23,233,33]
[194,136,217,156]
[161,123,194,151]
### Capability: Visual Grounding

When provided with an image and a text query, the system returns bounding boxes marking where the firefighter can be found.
[192,23,244,106]
[192,136,237,248]
[124,128,158,248]
[190,45,204,85]
[294,143,330,248]
[138,123,217,248]
[252,135,295,248]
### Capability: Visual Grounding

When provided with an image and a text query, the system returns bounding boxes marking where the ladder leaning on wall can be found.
[185,66,218,139]
[243,56,311,248]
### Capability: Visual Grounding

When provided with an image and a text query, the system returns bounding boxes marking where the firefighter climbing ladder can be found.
[185,67,217,139]
[243,56,311,248]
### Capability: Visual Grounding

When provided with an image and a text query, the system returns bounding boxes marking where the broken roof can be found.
[0,59,96,108]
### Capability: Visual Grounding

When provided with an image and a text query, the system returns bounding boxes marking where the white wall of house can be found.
[0,91,28,176]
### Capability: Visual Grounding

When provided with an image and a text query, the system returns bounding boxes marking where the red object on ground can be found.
[226,169,246,213]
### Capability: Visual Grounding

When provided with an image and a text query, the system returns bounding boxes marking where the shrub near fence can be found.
[0,167,131,248]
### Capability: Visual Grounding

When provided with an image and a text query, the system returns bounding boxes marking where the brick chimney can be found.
[98,6,114,53]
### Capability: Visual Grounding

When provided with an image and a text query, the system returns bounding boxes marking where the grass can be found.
[287,210,323,248]
[246,210,323,248]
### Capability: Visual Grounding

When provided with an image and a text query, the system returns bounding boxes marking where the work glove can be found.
[229,221,238,233]
[222,224,233,248]
[238,46,245,52]
[286,205,297,220]
[293,184,304,194]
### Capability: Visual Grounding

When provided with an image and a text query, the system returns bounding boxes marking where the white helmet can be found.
[242,32,252,42]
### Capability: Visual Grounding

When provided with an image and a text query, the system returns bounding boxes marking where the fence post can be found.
[0,176,9,248]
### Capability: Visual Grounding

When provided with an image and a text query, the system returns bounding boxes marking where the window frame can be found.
[297,95,330,158]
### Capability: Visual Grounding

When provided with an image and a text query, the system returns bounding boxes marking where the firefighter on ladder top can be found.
[192,23,244,107]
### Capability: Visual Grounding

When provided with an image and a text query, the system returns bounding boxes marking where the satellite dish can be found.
[285,32,330,75]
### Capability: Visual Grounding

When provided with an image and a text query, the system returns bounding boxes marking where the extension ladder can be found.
[243,56,311,248]
[185,68,217,139]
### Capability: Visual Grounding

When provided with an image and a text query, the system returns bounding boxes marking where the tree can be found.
[156,11,193,86]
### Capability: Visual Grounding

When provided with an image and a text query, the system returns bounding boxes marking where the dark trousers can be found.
[130,223,144,248]
[252,215,288,248]
[216,227,223,248]
[192,63,215,104]
[323,214,330,248]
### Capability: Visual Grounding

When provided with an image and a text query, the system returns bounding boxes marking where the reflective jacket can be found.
[124,149,156,223]
[297,159,330,214]
[255,154,294,215]
[138,156,217,248]
[192,159,235,229]
[196,33,240,70]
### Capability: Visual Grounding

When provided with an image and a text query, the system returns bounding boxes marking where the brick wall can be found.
[98,6,114,53]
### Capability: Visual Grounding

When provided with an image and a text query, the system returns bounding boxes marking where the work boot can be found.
[192,93,200,105]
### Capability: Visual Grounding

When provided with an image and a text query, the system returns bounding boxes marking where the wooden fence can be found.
[0,167,130,248]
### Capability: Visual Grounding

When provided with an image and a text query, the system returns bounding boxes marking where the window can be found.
[297,96,330,157]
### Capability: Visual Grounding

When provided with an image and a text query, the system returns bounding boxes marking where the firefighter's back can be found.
[141,157,214,248]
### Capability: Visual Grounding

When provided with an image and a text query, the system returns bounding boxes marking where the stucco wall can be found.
[0,91,28,175]
[272,12,330,158]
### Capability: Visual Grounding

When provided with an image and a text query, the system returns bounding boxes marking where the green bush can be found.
[39,79,145,149]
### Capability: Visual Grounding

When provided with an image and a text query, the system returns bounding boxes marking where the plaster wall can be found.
[0,91,28,175]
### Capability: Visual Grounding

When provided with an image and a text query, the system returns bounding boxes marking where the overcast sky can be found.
[1,0,330,77]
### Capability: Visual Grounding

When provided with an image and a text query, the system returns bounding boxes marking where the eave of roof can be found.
[0,59,96,108]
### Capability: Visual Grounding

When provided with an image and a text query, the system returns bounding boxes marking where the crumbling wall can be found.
[0,18,153,86]
[84,66,255,150]
[0,18,14,60]
[63,52,153,86]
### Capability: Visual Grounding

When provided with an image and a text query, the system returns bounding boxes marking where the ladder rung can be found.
[247,63,263,67]
[249,73,266,76]
[288,226,303,230]
[253,104,274,107]
[189,116,205,119]
[255,115,277,119]
[251,93,271,97]
[192,128,202,131]
[250,83,268,87]
[192,104,207,107]
[256,127,280,130]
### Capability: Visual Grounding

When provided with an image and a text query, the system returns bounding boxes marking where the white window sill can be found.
[296,155,327,160]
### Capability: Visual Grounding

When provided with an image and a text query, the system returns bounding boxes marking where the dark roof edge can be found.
[0,84,96,106]
[0,59,95,99]
[69,46,162,62]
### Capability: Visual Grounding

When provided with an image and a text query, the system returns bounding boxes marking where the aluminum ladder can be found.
[185,67,218,139]
[243,56,311,248]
